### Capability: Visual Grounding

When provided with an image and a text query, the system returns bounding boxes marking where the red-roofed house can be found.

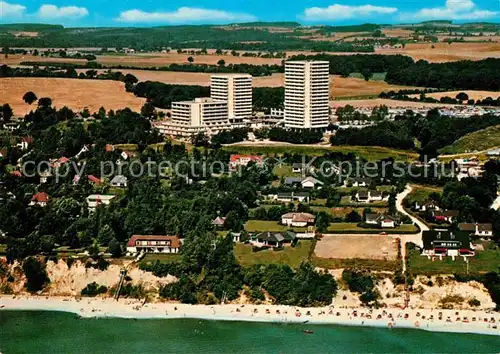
[29,192,49,207]
[281,212,315,227]
[126,235,181,255]
[10,170,22,177]
[17,137,33,151]
[88,175,102,185]
[229,155,264,169]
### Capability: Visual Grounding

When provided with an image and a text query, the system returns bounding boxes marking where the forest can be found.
[331,110,500,156]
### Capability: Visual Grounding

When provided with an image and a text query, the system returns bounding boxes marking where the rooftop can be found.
[127,235,181,248]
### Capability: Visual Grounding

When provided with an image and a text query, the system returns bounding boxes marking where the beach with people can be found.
[1,295,498,336]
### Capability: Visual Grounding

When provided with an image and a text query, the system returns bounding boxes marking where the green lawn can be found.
[234,240,314,268]
[0,244,6,255]
[407,245,500,275]
[244,220,307,232]
[340,195,387,207]
[310,206,388,218]
[439,125,500,154]
[140,253,181,264]
[326,223,418,233]
[273,165,299,178]
[223,145,418,162]
[405,185,443,204]
[311,256,399,271]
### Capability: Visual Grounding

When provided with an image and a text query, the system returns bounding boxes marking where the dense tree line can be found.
[0,25,373,52]
[287,53,413,77]
[331,110,500,156]
[385,58,500,91]
[268,128,323,144]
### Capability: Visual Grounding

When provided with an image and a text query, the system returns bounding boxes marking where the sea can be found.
[1,310,499,353]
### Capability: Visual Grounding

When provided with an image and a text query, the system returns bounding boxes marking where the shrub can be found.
[81,282,108,296]
[22,257,49,292]
[468,298,481,307]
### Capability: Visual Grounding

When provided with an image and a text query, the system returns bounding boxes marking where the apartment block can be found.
[210,74,253,123]
[284,61,330,129]
[155,98,230,137]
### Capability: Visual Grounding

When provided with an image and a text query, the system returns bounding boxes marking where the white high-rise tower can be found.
[284,61,330,129]
[210,74,253,123]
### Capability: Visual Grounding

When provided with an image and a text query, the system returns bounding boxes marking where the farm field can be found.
[0,77,146,115]
[234,240,313,268]
[376,42,500,62]
[97,53,283,67]
[314,234,399,260]
[439,125,500,154]
[72,70,421,97]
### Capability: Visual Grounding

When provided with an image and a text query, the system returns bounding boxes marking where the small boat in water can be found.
[302,329,314,334]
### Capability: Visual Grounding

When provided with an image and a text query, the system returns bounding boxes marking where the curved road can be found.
[396,185,429,272]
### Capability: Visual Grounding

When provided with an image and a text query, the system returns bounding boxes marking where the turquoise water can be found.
[1,311,499,353]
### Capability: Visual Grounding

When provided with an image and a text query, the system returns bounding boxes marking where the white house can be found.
[459,223,494,238]
[86,194,115,212]
[281,212,315,227]
[39,170,52,184]
[301,176,324,189]
[110,175,128,188]
[355,190,387,203]
[126,235,180,254]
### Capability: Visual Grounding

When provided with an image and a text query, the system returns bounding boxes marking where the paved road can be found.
[395,185,429,272]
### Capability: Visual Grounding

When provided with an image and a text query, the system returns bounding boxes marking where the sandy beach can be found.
[1,296,498,336]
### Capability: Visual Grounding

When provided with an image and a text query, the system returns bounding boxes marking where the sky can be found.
[0,0,499,27]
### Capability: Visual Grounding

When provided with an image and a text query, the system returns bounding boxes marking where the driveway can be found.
[396,185,430,272]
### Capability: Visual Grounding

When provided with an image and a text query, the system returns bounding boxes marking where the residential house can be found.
[345,177,371,187]
[292,163,303,173]
[300,176,324,189]
[50,156,70,168]
[88,175,103,185]
[86,194,115,212]
[29,192,49,207]
[284,177,303,187]
[459,223,494,238]
[73,175,81,185]
[16,137,33,151]
[433,210,459,223]
[422,230,475,258]
[10,170,22,177]
[365,213,400,228]
[110,175,128,188]
[281,212,315,227]
[486,148,500,158]
[355,190,386,203]
[230,232,242,243]
[250,231,297,248]
[39,170,52,184]
[413,200,440,212]
[229,154,264,169]
[212,216,226,228]
[273,192,310,203]
[126,235,181,254]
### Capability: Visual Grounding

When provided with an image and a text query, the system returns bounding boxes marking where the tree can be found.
[345,210,362,223]
[23,257,49,292]
[215,48,223,55]
[315,212,330,233]
[108,238,122,258]
[361,68,373,81]
[98,225,116,246]
[38,97,52,108]
[191,132,209,147]
[23,91,38,106]
[456,92,469,102]
[187,56,194,64]
[217,59,226,67]
[140,102,156,119]
[1,103,13,122]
